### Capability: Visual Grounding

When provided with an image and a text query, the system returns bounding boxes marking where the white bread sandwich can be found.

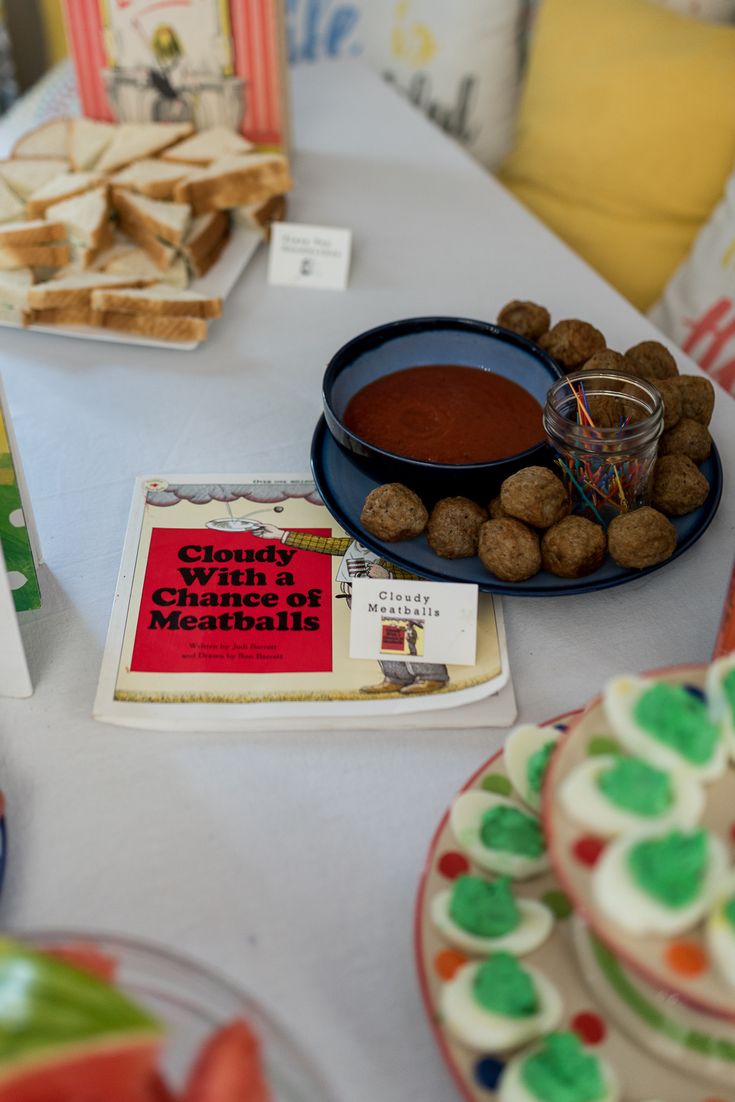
[26,171,105,218]
[0,159,69,200]
[111,158,199,201]
[189,225,230,278]
[161,126,253,165]
[173,153,292,214]
[25,306,99,328]
[69,118,117,171]
[0,219,67,246]
[91,284,222,319]
[232,193,286,239]
[112,189,191,246]
[96,122,195,174]
[114,217,179,271]
[11,118,70,160]
[0,244,70,270]
[183,211,229,276]
[0,268,34,322]
[0,221,69,273]
[102,247,189,289]
[98,311,208,342]
[27,272,157,310]
[0,178,25,224]
[46,187,111,252]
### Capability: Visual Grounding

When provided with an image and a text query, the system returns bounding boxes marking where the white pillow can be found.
[649,173,735,397]
[286,0,526,170]
[654,0,735,19]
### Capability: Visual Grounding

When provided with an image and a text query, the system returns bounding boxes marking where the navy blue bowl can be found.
[322,316,564,501]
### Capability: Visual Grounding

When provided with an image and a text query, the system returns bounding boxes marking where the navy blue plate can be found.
[310,416,723,597]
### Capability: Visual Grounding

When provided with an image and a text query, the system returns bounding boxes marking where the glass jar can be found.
[543,370,664,522]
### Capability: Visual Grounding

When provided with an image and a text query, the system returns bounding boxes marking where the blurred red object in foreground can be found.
[44,944,118,983]
[185,1020,273,1102]
[713,558,735,658]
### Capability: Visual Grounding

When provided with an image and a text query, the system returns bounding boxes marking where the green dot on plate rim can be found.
[480,773,513,795]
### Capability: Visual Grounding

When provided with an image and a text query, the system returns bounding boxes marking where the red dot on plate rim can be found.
[729,821,735,844]
[571,1011,606,1045]
[572,836,607,868]
[437,851,470,880]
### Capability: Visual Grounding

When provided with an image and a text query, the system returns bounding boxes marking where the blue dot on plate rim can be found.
[684,684,706,702]
[554,723,569,732]
[474,1056,505,1090]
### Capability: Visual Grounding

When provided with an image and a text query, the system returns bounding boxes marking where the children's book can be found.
[0,376,41,698]
[94,475,515,730]
[0,379,41,614]
[63,0,289,149]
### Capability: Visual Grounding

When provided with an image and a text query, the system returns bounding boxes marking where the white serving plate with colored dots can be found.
[544,663,735,1024]
[414,708,733,1102]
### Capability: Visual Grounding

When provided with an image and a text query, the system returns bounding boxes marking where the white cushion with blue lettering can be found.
[286,0,526,170]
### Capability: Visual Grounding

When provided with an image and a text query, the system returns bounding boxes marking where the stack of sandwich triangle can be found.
[0,119,292,342]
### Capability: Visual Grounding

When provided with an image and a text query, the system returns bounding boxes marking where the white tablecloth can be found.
[0,61,732,1102]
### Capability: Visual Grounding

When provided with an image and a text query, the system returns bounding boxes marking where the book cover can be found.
[0,380,41,614]
[94,475,513,730]
[62,0,289,148]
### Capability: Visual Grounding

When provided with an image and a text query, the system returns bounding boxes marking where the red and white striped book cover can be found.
[62,0,289,150]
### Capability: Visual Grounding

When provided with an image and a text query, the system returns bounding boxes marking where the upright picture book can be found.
[63,0,289,149]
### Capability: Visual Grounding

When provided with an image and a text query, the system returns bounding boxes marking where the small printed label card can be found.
[349,579,479,666]
[267,222,352,290]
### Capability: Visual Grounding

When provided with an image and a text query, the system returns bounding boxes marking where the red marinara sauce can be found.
[343,364,544,464]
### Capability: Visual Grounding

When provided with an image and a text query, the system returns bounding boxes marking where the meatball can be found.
[581,349,637,375]
[478,518,541,582]
[538,319,606,371]
[488,494,509,519]
[497,300,551,342]
[650,454,710,517]
[360,483,428,542]
[659,418,712,465]
[500,466,569,528]
[607,507,677,570]
[541,516,606,578]
[426,497,487,559]
[675,375,715,426]
[655,378,682,430]
[624,340,678,380]
[586,393,624,428]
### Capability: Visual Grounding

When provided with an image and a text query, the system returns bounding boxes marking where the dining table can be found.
[0,58,732,1102]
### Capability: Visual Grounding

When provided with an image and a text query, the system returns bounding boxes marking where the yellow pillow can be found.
[499,0,735,311]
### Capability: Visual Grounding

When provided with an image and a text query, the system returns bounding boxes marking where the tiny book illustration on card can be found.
[94,475,513,730]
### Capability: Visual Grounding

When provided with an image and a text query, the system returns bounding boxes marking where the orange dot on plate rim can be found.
[434,949,467,981]
[665,940,709,977]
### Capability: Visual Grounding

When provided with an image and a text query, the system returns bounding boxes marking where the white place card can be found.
[267,222,352,290]
[349,578,479,666]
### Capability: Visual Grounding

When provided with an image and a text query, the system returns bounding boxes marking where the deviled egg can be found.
[431,874,553,956]
[706,654,735,760]
[498,1030,619,1102]
[505,725,560,812]
[440,952,562,1053]
[559,753,705,837]
[706,878,735,990]
[593,826,729,936]
[603,675,727,783]
[450,792,549,879]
